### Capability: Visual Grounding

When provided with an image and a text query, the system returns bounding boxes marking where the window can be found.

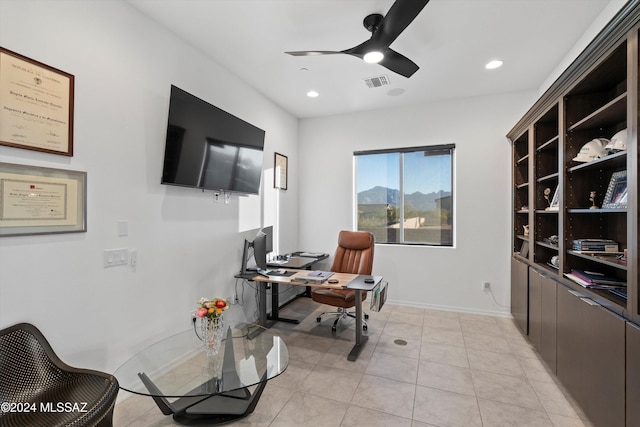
[355,144,454,246]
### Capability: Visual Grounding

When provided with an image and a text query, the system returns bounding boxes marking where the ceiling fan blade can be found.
[285,51,343,56]
[378,48,419,78]
[341,39,371,57]
[371,0,430,48]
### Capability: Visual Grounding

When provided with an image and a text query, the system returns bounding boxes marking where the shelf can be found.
[516,182,529,189]
[537,172,559,183]
[568,208,627,214]
[535,262,559,274]
[536,241,559,251]
[513,253,529,262]
[516,154,530,164]
[516,210,529,214]
[567,250,627,271]
[537,136,559,151]
[535,209,559,214]
[568,151,626,173]
[516,235,529,241]
[567,92,627,132]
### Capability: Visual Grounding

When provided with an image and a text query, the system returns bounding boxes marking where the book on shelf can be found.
[572,239,619,252]
[571,269,626,286]
[564,271,626,290]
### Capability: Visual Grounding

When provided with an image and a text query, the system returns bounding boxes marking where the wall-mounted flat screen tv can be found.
[161,85,266,195]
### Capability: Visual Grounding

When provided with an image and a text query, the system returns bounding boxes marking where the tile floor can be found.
[114,299,592,427]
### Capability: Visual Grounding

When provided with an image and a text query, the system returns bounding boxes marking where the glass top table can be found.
[114,322,288,425]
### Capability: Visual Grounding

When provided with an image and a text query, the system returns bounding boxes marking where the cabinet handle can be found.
[580,297,600,306]
[568,290,584,298]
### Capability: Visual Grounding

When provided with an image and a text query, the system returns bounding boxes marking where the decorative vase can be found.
[201,316,224,357]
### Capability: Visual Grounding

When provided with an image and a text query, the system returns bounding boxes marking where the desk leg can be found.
[257,281,268,328]
[267,283,300,324]
[348,289,368,361]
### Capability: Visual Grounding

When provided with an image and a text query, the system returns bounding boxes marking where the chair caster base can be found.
[316,317,321,322]
[364,314,369,320]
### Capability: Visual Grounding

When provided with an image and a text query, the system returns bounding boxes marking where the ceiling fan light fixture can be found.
[363,51,384,64]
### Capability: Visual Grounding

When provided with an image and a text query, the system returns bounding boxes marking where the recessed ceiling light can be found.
[306,90,319,98]
[387,88,405,97]
[364,51,384,64]
[485,60,503,70]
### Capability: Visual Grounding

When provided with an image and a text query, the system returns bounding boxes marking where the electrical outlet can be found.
[482,281,491,292]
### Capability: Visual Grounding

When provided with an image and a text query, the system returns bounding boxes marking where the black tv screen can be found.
[161,86,266,194]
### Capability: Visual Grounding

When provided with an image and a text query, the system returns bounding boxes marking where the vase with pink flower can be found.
[196,297,229,357]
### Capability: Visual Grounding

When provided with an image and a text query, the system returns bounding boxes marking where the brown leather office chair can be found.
[312,230,374,333]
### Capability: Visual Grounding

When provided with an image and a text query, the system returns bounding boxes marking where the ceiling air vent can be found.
[364,75,390,88]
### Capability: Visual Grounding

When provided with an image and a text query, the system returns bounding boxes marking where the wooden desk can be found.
[248,270,383,361]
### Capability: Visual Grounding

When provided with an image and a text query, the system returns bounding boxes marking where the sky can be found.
[356,151,452,195]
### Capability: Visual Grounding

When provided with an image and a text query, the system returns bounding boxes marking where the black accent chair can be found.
[0,323,119,427]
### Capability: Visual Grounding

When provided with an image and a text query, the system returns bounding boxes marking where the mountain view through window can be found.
[355,145,454,246]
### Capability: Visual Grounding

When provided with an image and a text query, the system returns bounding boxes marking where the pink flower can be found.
[204,302,212,308]
[196,307,208,317]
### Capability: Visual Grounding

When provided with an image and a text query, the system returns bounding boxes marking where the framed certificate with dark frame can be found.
[602,170,627,209]
[274,152,288,190]
[0,163,86,237]
[0,47,75,156]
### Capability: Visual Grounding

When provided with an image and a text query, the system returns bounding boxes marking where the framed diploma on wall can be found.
[0,163,87,237]
[274,152,288,190]
[0,47,75,156]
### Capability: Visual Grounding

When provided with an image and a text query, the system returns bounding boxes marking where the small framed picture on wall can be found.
[274,152,288,190]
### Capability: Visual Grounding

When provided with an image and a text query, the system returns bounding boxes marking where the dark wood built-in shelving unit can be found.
[508,3,639,426]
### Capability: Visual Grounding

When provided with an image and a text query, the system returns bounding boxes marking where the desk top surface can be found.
[250,270,383,291]
[114,323,287,398]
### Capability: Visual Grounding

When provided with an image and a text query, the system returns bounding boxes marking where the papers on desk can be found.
[298,252,327,258]
[293,270,334,284]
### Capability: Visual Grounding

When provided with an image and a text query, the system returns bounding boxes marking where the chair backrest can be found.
[0,323,73,400]
[330,230,375,275]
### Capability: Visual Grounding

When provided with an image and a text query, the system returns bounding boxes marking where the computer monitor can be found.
[239,226,272,275]
[262,225,273,254]
[252,230,268,270]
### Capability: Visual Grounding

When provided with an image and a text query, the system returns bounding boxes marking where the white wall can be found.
[0,0,299,372]
[538,0,627,96]
[298,91,537,316]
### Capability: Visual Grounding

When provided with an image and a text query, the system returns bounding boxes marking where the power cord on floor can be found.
[486,287,509,309]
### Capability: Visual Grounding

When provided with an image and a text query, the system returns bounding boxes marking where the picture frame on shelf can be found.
[602,170,627,209]
[544,186,559,211]
[0,48,75,156]
[549,186,559,210]
[519,240,529,258]
[0,162,86,237]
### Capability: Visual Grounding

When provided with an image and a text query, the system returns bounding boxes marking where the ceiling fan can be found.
[285,0,430,78]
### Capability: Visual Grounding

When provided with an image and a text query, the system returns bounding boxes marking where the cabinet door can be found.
[528,269,542,350]
[581,298,625,427]
[556,286,585,406]
[539,274,557,373]
[627,322,640,427]
[557,285,625,427]
[511,257,528,334]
